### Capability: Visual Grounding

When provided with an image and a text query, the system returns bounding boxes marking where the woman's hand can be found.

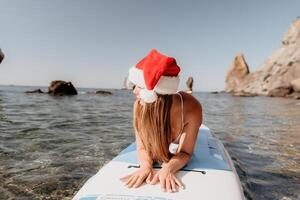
[150,166,184,193]
[120,167,153,188]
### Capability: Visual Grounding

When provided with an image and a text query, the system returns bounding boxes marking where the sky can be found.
[0,0,299,91]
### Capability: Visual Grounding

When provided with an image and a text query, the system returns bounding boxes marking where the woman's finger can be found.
[150,174,159,185]
[125,175,134,185]
[170,178,177,192]
[146,171,152,183]
[133,176,144,188]
[174,177,184,189]
[120,172,134,182]
[127,175,139,188]
[160,177,166,192]
[166,178,172,193]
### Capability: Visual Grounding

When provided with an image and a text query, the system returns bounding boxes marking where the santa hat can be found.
[128,49,180,103]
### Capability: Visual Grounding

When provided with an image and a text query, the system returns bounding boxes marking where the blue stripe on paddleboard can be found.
[79,194,173,200]
[113,127,231,171]
[79,196,97,200]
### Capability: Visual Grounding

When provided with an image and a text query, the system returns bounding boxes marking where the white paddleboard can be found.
[73,125,244,200]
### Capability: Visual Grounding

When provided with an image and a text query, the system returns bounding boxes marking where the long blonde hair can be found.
[134,95,173,163]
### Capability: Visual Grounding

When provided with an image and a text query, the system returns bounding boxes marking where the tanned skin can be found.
[120,86,202,193]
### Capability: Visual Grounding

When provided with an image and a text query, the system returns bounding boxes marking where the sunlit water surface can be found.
[0,86,299,200]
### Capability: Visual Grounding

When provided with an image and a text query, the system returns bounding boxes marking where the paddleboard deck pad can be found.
[73,125,244,200]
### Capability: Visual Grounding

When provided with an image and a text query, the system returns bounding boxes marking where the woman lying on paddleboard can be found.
[120,49,202,193]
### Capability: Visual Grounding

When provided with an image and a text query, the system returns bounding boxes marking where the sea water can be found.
[0,85,299,200]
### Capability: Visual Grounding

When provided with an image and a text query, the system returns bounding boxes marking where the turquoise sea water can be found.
[0,85,299,200]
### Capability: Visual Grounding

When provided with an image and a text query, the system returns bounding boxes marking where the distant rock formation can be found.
[123,76,129,89]
[48,80,78,95]
[225,17,300,99]
[25,89,44,94]
[232,92,257,97]
[185,77,194,94]
[225,54,250,92]
[0,48,4,64]
[95,90,112,95]
[123,76,135,90]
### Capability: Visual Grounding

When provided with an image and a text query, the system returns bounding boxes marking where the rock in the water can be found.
[268,85,293,97]
[233,91,258,97]
[225,17,300,99]
[95,90,112,95]
[0,48,4,64]
[288,92,300,99]
[25,89,44,94]
[186,77,194,92]
[48,80,78,95]
[225,54,250,93]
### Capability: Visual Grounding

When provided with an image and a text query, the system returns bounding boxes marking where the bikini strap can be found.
[174,92,184,142]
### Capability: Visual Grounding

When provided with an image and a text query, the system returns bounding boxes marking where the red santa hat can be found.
[128,49,181,103]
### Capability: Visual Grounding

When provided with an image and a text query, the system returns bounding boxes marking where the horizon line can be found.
[0,84,223,93]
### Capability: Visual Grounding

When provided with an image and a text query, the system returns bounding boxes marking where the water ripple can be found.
[0,86,299,199]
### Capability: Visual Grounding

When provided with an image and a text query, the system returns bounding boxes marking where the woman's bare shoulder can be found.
[181,92,202,122]
[181,92,201,109]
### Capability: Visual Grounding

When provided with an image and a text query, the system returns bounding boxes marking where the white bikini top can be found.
[168,92,184,155]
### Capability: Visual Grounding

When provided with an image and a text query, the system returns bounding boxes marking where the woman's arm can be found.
[133,100,153,169]
[163,110,202,172]
[120,100,153,187]
[136,132,153,169]
[151,99,203,192]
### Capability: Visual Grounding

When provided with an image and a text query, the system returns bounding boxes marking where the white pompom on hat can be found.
[128,49,181,103]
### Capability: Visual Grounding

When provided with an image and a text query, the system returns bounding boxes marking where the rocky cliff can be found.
[225,17,300,99]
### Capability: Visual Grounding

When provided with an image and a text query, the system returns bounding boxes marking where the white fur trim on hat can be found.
[154,76,180,94]
[139,89,158,103]
[128,66,146,88]
[128,66,180,95]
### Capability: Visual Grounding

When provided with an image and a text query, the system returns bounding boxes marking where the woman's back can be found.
[169,92,202,143]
